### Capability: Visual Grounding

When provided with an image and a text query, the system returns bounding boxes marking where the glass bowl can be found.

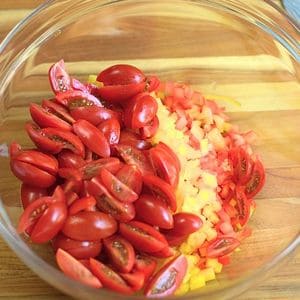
[0,0,299,299]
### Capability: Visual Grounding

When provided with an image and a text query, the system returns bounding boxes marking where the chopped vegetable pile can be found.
[10,61,265,297]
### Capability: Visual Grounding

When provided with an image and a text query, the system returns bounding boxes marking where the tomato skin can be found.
[206,236,241,258]
[116,164,143,195]
[70,106,121,126]
[162,212,202,236]
[68,196,97,215]
[134,194,173,229]
[52,234,102,259]
[97,118,120,145]
[144,254,188,297]
[29,103,72,131]
[48,59,71,94]
[156,142,181,172]
[97,64,146,86]
[140,115,159,139]
[120,270,145,291]
[9,141,22,158]
[119,130,152,150]
[163,233,188,247]
[56,248,102,288]
[235,186,251,227]
[89,258,133,294]
[149,145,179,188]
[57,150,86,168]
[30,201,68,243]
[245,158,265,198]
[62,211,117,241]
[103,235,135,273]
[119,221,168,253]
[99,168,138,203]
[42,99,75,124]
[150,246,176,258]
[134,255,157,281]
[21,184,48,209]
[143,174,177,212]
[73,119,110,158]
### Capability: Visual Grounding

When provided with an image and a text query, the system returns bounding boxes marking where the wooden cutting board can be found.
[0,1,299,299]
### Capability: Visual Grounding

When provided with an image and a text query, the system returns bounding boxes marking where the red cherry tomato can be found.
[119,130,152,150]
[42,99,75,124]
[146,75,160,92]
[62,211,117,241]
[70,106,121,126]
[139,115,159,139]
[89,258,133,294]
[150,246,176,258]
[52,234,102,259]
[235,186,251,227]
[48,60,71,94]
[156,142,181,172]
[56,248,102,288]
[9,141,21,158]
[116,164,143,195]
[87,177,135,222]
[26,122,85,157]
[206,236,241,258]
[65,191,79,206]
[30,201,67,243]
[120,270,145,292]
[97,64,146,86]
[162,212,202,236]
[114,144,154,176]
[58,167,83,182]
[163,233,188,247]
[68,196,97,215]
[134,194,173,229]
[143,174,177,212]
[103,235,135,273]
[149,144,179,188]
[134,255,157,282]
[80,157,121,180]
[29,103,72,131]
[57,150,86,168]
[144,254,188,297]
[99,168,138,203]
[119,221,168,253]
[245,158,265,198]
[20,184,48,209]
[97,118,120,145]
[73,119,110,158]
[124,93,158,129]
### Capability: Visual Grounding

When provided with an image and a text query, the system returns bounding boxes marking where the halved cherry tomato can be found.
[149,144,179,187]
[52,234,102,259]
[151,246,176,258]
[57,150,86,168]
[30,201,67,243]
[87,177,135,222]
[42,99,75,124]
[235,186,251,227]
[29,103,72,131]
[48,60,71,94]
[206,236,241,258]
[245,158,265,198]
[134,255,157,281]
[97,118,120,145]
[58,167,83,182]
[9,141,21,158]
[114,144,154,176]
[65,191,79,206]
[144,254,188,297]
[139,115,159,139]
[97,64,146,86]
[26,122,85,157]
[62,211,117,241]
[119,130,152,150]
[119,221,168,253]
[120,270,145,292]
[143,174,177,212]
[134,194,173,229]
[163,233,188,247]
[116,164,143,195]
[56,248,102,288]
[70,106,121,126]
[56,90,103,108]
[73,119,110,158]
[124,93,158,129]
[162,212,202,236]
[81,157,121,180]
[99,168,138,203]
[69,196,96,215]
[103,235,135,273]
[20,184,48,209]
[156,142,181,172]
[146,75,160,92]
[89,258,133,294]
[62,179,82,195]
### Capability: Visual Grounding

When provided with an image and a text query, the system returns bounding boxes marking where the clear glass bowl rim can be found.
[0,0,299,299]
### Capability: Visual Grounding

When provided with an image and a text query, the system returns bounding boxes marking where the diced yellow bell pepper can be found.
[189,274,206,290]
[175,282,190,296]
[206,258,223,273]
[199,267,216,281]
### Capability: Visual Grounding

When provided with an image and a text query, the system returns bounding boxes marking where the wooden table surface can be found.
[0,0,299,299]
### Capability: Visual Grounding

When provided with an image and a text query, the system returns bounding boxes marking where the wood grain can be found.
[0,0,299,299]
